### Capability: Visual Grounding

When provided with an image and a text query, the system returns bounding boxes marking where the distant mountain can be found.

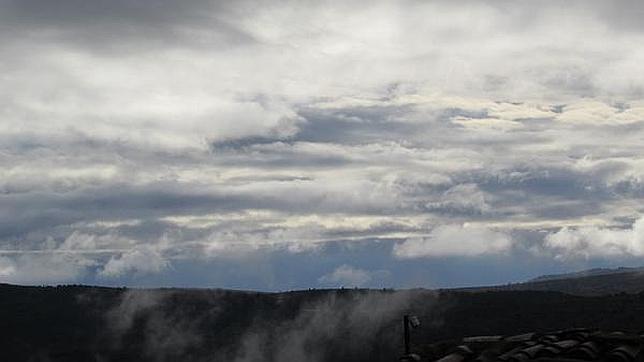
[458,266,644,296]
[528,266,644,282]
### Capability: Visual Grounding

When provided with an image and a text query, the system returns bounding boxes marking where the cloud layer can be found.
[3,0,644,287]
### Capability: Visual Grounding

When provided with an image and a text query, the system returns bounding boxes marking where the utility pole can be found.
[404,315,411,355]
[400,314,421,361]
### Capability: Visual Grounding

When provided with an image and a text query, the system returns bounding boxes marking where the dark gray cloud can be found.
[0,0,257,52]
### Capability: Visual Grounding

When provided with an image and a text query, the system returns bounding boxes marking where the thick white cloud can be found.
[0,253,95,284]
[100,246,169,278]
[544,217,644,259]
[393,224,513,258]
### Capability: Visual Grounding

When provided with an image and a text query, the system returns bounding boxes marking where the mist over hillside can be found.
[0,284,436,361]
[5,269,644,361]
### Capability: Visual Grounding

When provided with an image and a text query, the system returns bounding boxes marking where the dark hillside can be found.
[0,284,433,361]
[4,284,644,361]
[425,291,644,341]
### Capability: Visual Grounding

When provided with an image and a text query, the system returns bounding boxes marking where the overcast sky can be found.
[3,0,644,289]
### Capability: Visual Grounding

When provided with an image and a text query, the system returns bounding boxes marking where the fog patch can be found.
[233,290,434,362]
[106,289,201,361]
[97,288,437,361]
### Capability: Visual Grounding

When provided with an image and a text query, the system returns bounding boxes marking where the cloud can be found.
[0,232,110,284]
[100,246,169,278]
[393,224,513,258]
[318,265,390,287]
[0,0,258,53]
[423,183,491,215]
[555,100,644,125]
[451,116,523,131]
[4,0,644,286]
[0,257,16,277]
[0,253,95,284]
[544,217,644,259]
